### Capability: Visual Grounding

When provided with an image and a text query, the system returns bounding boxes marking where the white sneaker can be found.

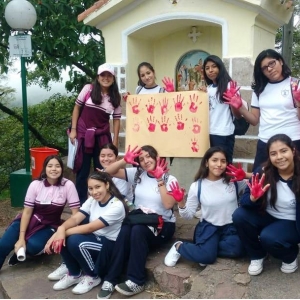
[248,258,265,275]
[53,274,82,290]
[281,258,298,274]
[72,275,101,294]
[164,242,182,267]
[48,263,68,281]
[199,263,207,267]
[194,209,202,219]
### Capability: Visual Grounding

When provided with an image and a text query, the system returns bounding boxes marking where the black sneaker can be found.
[97,281,115,299]
[115,280,144,296]
[8,253,19,267]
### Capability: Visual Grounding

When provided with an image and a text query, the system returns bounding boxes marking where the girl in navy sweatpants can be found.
[233,134,300,276]
[164,146,246,267]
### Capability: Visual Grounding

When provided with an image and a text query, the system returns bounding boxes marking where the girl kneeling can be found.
[45,172,127,295]
[164,146,246,267]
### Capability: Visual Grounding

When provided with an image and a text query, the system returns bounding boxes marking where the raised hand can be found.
[223,81,242,109]
[247,173,270,201]
[167,181,185,202]
[124,145,141,165]
[148,157,169,179]
[162,77,175,92]
[226,163,246,182]
[291,78,300,103]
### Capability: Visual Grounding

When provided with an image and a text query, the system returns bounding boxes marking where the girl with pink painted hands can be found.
[233,134,300,276]
[98,144,178,297]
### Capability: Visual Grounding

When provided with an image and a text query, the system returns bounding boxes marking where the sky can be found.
[3,62,70,107]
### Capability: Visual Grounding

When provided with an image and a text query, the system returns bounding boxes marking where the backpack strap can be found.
[136,86,143,94]
[197,179,202,203]
[84,84,93,103]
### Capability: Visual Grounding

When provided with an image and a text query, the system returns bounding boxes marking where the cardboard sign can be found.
[126,91,209,157]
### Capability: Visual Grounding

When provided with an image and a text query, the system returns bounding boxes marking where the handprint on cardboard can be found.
[129,97,141,114]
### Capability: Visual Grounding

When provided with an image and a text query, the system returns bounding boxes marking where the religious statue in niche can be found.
[176,50,210,92]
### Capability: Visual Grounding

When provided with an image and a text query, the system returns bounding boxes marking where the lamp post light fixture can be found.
[5,0,37,207]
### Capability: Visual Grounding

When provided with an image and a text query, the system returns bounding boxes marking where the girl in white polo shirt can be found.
[224,49,300,170]
[45,171,127,295]
[233,134,300,276]
[164,146,246,268]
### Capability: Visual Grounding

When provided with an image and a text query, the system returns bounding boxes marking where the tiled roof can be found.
[77,0,111,22]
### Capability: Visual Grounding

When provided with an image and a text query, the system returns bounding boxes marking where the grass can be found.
[0,189,10,201]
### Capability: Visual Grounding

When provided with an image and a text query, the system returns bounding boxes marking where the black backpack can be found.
[230,99,250,135]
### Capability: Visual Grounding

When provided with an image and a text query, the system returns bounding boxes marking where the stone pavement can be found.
[1,209,300,299]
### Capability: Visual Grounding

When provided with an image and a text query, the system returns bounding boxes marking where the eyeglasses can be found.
[261,60,277,72]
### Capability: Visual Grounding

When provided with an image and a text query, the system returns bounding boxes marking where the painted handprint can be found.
[192,117,201,134]
[159,97,169,115]
[291,77,300,103]
[132,118,141,132]
[129,97,141,114]
[159,116,170,132]
[146,97,156,114]
[189,93,202,113]
[191,137,199,152]
[175,114,187,130]
[147,116,157,132]
[173,94,184,112]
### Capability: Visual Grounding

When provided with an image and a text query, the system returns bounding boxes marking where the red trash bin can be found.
[30,147,59,179]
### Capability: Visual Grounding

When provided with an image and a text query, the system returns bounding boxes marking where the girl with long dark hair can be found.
[233,134,300,276]
[0,155,80,271]
[164,146,246,268]
[69,63,122,204]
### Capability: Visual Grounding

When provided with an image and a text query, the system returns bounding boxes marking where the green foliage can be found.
[0,93,75,192]
[276,2,300,77]
[0,0,105,93]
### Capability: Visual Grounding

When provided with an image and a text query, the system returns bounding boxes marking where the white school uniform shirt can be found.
[113,177,134,202]
[207,84,235,136]
[266,179,296,221]
[125,168,177,222]
[80,196,125,241]
[135,85,164,94]
[251,77,300,143]
[180,178,247,226]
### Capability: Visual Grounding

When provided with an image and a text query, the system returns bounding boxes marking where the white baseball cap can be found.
[97,63,115,76]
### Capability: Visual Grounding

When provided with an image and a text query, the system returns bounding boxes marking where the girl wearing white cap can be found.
[69,63,122,205]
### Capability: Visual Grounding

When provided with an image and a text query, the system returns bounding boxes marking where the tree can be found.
[276,0,300,77]
[0,93,75,191]
[0,0,105,93]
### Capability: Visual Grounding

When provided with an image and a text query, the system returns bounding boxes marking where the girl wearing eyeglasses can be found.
[223,49,300,171]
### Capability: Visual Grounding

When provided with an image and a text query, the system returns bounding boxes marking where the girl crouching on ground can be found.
[44,172,127,295]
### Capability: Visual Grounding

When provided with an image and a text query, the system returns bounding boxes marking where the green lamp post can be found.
[5,0,37,207]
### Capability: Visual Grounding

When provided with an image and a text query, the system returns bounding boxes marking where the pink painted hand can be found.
[226,163,246,182]
[124,145,141,165]
[52,239,64,254]
[148,157,169,179]
[291,80,300,103]
[247,173,270,201]
[223,81,242,109]
[162,77,175,92]
[122,92,130,102]
[167,181,185,202]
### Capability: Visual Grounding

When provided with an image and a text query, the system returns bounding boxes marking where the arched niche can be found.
[176,50,210,91]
